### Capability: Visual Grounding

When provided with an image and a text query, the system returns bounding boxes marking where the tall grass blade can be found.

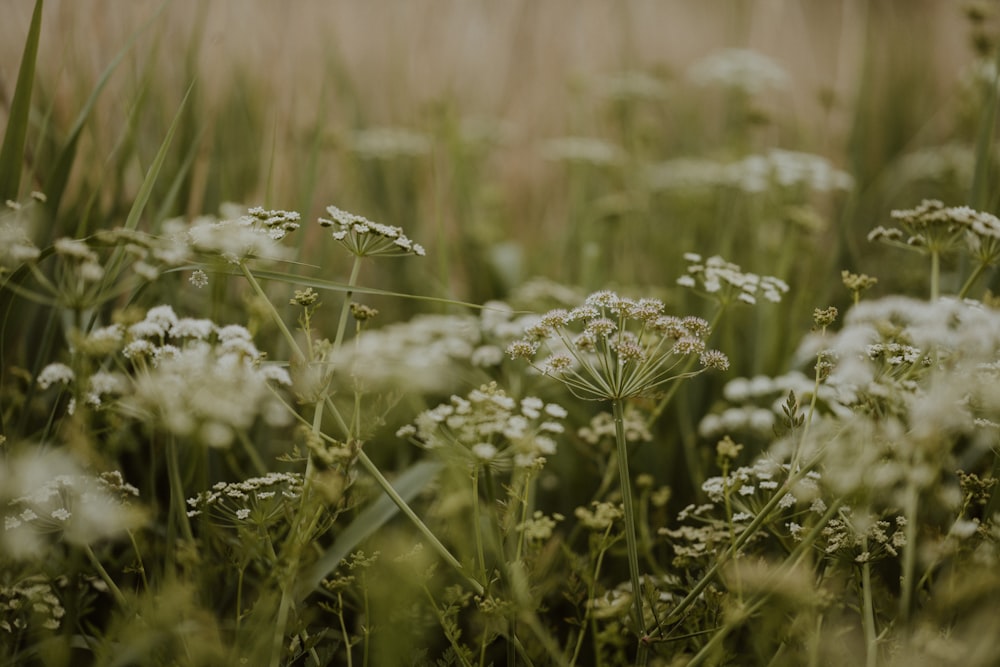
[44,1,169,218]
[295,459,443,600]
[0,0,44,201]
[96,80,197,296]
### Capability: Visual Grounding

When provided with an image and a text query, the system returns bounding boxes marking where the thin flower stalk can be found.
[355,448,484,595]
[651,452,829,641]
[861,536,878,667]
[614,397,648,665]
[508,291,727,663]
[83,543,128,608]
[682,498,843,666]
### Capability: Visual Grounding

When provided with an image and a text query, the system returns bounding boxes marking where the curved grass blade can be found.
[46,1,169,219]
[220,265,506,312]
[93,80,196,300]
[295,459,444,601]
[0,0,44,200]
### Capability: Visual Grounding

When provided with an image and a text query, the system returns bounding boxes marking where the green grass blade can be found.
[95,80,197,297]
[45,1,169,217]
[0,0,44,201]
[225,265,499,311]
[294,459,443,600]
[969,47,1000,211]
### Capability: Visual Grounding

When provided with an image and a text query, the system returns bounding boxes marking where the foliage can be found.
[2,2,1000,666]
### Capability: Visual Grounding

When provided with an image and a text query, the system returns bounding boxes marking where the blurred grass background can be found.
[2,6,999,660]
[1,0,995,432]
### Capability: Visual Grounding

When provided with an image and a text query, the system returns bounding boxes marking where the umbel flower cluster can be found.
[868,198,1000,257]
[319,205,425,257]
[678,253,790,305]
[186,472,303,529]
[507,290,728,400]
[397,382,567,470]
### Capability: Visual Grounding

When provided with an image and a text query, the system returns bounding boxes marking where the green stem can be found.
[899,480,919,625]
[333,256,363,353]
[166,438,195,547]
[657,454,824,636]
[957,260,990,299]
[861,540,878,667]
[569,528,614,666]
[472,467,488,583]
[337,593,354,667]
[355,448,483,595]
[240,261,303,362]
[613,397,648,665]
[930,250,940,301]
[83,544,128,608]
[126,529,148,591]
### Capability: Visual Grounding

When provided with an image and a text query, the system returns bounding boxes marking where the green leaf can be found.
[0,0,44,201]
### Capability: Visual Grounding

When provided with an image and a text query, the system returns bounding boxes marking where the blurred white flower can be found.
[687,48,790,95]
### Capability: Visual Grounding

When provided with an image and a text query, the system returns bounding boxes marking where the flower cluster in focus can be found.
[397,382,567,470]
[319,205,425,257]
[507,290,729,400]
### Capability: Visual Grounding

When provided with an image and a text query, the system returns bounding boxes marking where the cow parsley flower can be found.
[398,382,566,470]
[507,290,727,400]
[0,577,66,633]
[118,308,290,448]
[319,205,425,257]
[540,137,625,166]
[2,457,143,559]
[687,48,790,95]
[350,127,432,159]
[186,206,298,264]
[678,254,789,306]
[186,472,303,529]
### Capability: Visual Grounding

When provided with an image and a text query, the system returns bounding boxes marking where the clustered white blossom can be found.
[781,295,1000,509]
[817,296,1000,402]
[517,510,565,542]
[577,406,653,446]
[331,313,480,393]
[699,460,823,515]
[0,577,65,633]
[37,306,291,437]
[186,472,303,528]
[349,127,432,159]
[0,201,41,274]
[539,137,625,166]
[2,463,142,559]
[663,461,910,566]
[698,370,854,440]
[815,510,907,563]
[115,306,291,447]
[507,290,729,400]
[686,48,790,95]
[397,382,567,470]
[185,205,300,263]
[52,237,104,283]
[677,253,789,306]
[592,70,669,102]
[319,205,425,257]
[869,199,1000,266]
[887,143,976,192]
[645,150,853,194]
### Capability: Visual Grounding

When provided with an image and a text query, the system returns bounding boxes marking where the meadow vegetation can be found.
[2,1,1000,665]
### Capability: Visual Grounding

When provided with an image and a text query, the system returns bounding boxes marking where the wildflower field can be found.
[3,1,1000,665]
